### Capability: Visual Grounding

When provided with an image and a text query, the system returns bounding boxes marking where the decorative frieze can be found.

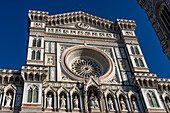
[46,27,120,39]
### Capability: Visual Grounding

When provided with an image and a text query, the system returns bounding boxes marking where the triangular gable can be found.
[47,11,116,32]
[85,77,100,90]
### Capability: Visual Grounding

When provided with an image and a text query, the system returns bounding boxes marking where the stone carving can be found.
[132,98,139,111]
[89,92,99,109]
[47,57,54,65]
[47,95,52,109]
[60,95,66,108]
[5,93,12,107]
[47,28,119,39]
[120,97,126,111]
[108,97,114,110]
[77,23,90,30]
[73,96,79,109]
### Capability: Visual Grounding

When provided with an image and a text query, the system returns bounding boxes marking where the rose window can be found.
[71,58,102,78]
[61,46,114,81]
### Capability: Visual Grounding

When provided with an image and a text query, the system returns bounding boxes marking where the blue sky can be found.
[0,0,169,78]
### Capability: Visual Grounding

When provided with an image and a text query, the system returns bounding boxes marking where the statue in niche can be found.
[120,97,126,111]
[73,95,79,109]
[5,93,12,107]
[89,92,99,109]
[132,97,139,111]
[94,96,99,108]
[108,97,114,110]
[47,94,52,109]
[60,95,66,108]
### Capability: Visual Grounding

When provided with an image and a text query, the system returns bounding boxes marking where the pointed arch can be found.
[135,47,140,54]
[33,87,38,103]
[29,73,33,81]
[37,39,41,47]
[139,58,144,67]
[130,46,135,54]
[27,87,33,102]
[134,58,139,67]
[31,50,35,60]
[35,73,39,81]
[36,50,41,60]
[32,38,36,47]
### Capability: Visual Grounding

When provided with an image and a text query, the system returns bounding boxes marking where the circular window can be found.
[61,46,113,80]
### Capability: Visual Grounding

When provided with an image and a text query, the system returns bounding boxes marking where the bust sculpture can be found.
[5,93,12,107]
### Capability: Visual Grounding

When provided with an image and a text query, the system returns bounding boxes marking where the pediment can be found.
[47,11,117,32]
[85,77,100,90]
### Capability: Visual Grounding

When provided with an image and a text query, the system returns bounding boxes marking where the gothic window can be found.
[36,51,40,60]
[32,38,36,47]
[35,73,39,81]
[130,46,135,54]
[37,39,41,47]
[151,92,159,107]
[147,91,159,107]
[160,6,170,31]
[29,73,33,81]
[134,58,139,67]
[147,93,154,107]
[139,58,144,67]
[27,88,33,102]
[135,47,140,54]
[33,87,38,103]
[31,50,35,60]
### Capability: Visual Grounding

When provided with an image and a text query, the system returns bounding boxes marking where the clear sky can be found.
[0,0,169,78]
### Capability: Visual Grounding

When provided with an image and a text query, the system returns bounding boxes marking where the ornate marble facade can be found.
[0,10,169,113]
[136,0,170,61]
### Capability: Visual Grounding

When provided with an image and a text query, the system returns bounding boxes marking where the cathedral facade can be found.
[0,10,170,113]
[136,0,170,61]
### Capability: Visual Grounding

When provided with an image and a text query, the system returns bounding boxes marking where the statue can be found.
[94,96,99,108]
[89,92,99,109]
[132,98,139,111]
[47,95,52,108]
[73,96,79,109]
[108,97,114,110]
[120,97,126,111]
[5,93,12,107]
[60,95,66,108]
[89,92,95,108]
